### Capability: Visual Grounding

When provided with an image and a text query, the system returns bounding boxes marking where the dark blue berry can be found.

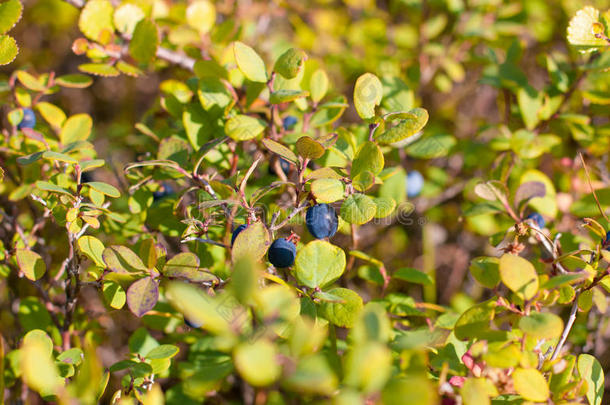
[153,183,174,201]
[279,158,291,174]
[17,108,36,130]
[306,203,338,239]
[268,238,297,268]
[283,115,298,130]
[526,212,545,229]
[406,170,424,198]
[231,224,247,246]
[184,317,202,328]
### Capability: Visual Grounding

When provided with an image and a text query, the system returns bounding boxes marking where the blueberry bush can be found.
[1,0,610,404]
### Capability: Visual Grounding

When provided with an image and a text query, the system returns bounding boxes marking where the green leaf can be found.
[129,19,159,64]
[42,151,77,164]
[0,35,17,65]
[283,354,338,395]
[84,181,120,198]
[354,73,382,120]
[102,245,148,273]
[232,221,271,262]
[375,108,429,145]
[198,76,233,111]
[512,368,549,402]
[186,0,216,35]
[233,41,267,83]
[393,267,433,286]
[35,180,73,197]
[518,312,563,339]
[16,249,46,281]
[55,74,93,88]
[163,252,217,283]
[340,193,376,224]
[309,69,328,103]
[126,277,159,317]
[469,256,500,289]
[78,63,120,77]
[78,235,105,267]
[454,300,500,341]
[269,89,309,104]
[318,287,363,328]
[273,48,306,79]
[60,114,92,145]
[0,0,22,34]
[578,353,604,405]
[102,281,126,309]
[234,339,280,387]
[261,138,298,163]
[225,114,266,141]
[146,344,179,360]
[344,342,392,393]
[351,141,384,178]
[294,240,346,288]
[499,254,538,301]
[78,0,114,42]
[310,178,344,203]
[296,136,325,159]
[517,86,542,130]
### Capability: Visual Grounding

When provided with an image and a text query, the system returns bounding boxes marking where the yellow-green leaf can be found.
[233,41,267,83]
[512,368,549,402]
[354,73,382,120]
[60,113,92,145]
[0,0,22,34]
[186,0,216,35]
[78,0,114,43]
[129,19,158,63]
[16,249,46,281]
[499,253,539,301]
[273,47,306,79]
[0,34,18,65]
[375,108,429,145]
[225,114,266,141]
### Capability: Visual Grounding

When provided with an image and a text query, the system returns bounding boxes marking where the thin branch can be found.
[550,298,579,361]
[579,152,609,222]
[61,0,196,71]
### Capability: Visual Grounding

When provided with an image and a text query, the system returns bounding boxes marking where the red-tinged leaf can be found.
[126,277,159,317]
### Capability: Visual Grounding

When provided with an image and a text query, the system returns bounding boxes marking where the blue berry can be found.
[306,203,338,239]
[268,238,297,268]
[604,231,610,246]
[153,184,174,201]
[279,158,291,174]
[184,317,202,328]
[17,108,36,130]
[283,115,298,130]
[406,170,424,198]
[526,212,545,229]
[231,224,247,246]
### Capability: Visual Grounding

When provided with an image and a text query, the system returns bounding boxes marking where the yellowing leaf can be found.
[567,7,607,51]
[499,254,538,300]
[16,249,46,281]
[233,41,267,83]
[186,1,216,35]
[113,4,145,36]
[354,73,382,120]
[512,368,549,402]
[60,113,92,145]
[0,0,22,34]
[0,34,18,65]
[78,0,114,43]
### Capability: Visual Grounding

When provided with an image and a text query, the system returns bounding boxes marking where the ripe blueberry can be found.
[231,224,247,246]
[184,317,202,328]
[406,170,424,198]
[283,115,298,130]
[306,203,338,239]
[526,212,545,229]
[18,108,36,130]
[268,238,297,268]
[153,183,174,201]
